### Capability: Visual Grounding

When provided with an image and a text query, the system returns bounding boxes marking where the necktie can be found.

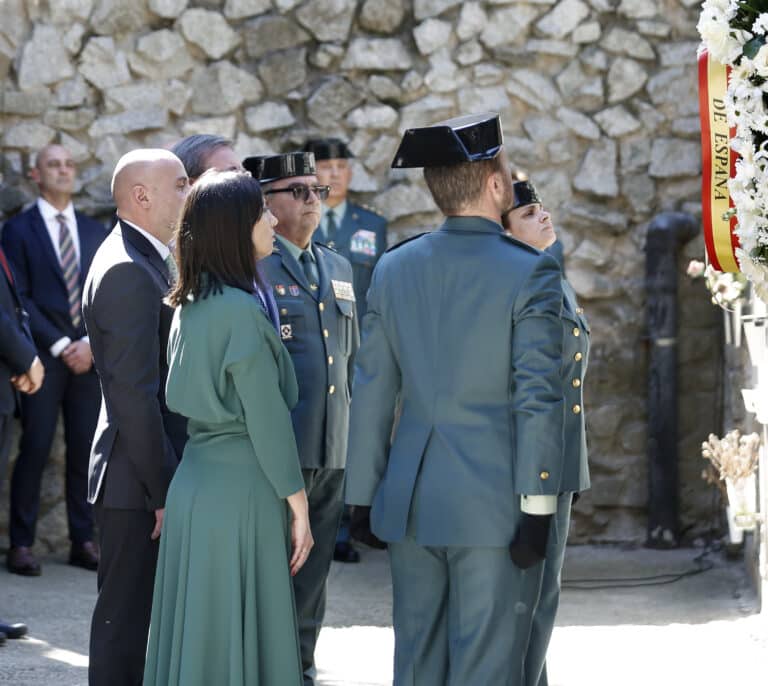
[0,245,13,284]
[57,213,81,328]
[299,250,318,290]
[164,253,179,285]
[325,208,338,243]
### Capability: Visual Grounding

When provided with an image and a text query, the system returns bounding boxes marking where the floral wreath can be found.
[698,0,768,301]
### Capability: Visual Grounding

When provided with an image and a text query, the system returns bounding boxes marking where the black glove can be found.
[509,513,552,569]
[350,506,387,550]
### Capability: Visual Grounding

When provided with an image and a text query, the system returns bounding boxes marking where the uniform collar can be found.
[440,215,504,234]
[275,234,315,262]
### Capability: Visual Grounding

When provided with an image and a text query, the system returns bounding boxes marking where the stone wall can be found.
[0,0,720,549]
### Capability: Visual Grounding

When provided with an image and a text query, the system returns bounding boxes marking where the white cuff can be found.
[50,336,72,358]
[80,336,90,345]
[521,494,557,515]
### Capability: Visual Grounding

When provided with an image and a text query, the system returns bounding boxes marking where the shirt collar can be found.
[120,218,170,260]
[324,200,346,224]
[37,197,75,225]
[276,234,315,263]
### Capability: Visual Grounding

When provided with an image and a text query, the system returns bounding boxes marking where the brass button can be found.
[540,471,550,480]
[319,303,325,312]
[573,327,580,337]
[323,329,329,338]
[329,385,335,395]
[572,404,581,414]
[576,307,584,315]
[574,352,582,362]
[280,308,287,316]
[328,355,334,365]
[572,378,581,388]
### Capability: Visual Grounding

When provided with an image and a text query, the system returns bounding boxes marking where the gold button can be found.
[328,355,334,365]
[540,471,550,480]
[572,404,581,414]
[280,308,287,316]
[576,307,584,315]
[574,352,582,362]
[329,385,335,395]
[319,303,325,312]
[323,329,329,338]
[573,327,580,337]
[572,378,581,388]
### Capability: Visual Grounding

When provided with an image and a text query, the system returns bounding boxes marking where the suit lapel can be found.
[30,206,67,291]
[119,220,171,289]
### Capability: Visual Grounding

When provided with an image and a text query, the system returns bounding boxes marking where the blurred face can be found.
[315,158,351,206]
[202,146,243,175]
[148,158,190,243]
[31,145,76,200]
[264,174,323,248]
[505,203,556,250]
[252,208,278,260]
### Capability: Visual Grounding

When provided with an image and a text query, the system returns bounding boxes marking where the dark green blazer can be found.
[345,216,566,547]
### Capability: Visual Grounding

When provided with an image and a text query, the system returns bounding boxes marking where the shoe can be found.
[69,541,99,571]
[350,507,388,550]
[6,546,41,576]
[333,541,360,563]
[0,621,27,639]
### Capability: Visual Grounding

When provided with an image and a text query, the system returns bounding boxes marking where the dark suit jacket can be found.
[0,253,37,417]
[82,221,187,510]
[260,240,359,470]
[1,204,107,350]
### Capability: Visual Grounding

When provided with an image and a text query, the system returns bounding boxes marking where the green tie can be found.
[299,250,318,289]
[326,208,338,243]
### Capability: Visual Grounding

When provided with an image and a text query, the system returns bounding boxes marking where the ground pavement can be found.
[0,545,765,685]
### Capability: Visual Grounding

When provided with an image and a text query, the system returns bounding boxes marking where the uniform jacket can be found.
[2,204,107,350]
[323,202,387,320]
[345,215,566,547]
[260,239,359,470]
[0,251,36,417]
[82,221,187,510]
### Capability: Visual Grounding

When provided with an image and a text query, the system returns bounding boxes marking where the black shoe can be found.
[0,621,27,639]
[6,546,41,576]
[69,541,99,571]
[333,541,360,563]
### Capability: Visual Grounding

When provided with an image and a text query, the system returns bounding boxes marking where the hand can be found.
[151,508,164,540]
[509,513,552,570]
[11,356,45,394]
[61,340,93,374]
[350,506,387,550]
[287,489,314,577]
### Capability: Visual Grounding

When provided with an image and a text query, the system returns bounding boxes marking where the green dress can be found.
[143,284,305,686]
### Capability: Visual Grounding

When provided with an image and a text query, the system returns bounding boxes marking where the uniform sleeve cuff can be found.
[50,337,72,358]
[521,494,557,515]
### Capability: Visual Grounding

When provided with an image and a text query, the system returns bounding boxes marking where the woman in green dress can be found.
[144,170,313,686]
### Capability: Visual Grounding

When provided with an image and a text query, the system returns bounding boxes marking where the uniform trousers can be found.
[293,468,345,686]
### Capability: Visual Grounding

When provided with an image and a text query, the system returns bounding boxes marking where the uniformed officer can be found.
[344,112,567,686]
[303,137,389,562]
[503,180,591,686]
[243,152,359,686]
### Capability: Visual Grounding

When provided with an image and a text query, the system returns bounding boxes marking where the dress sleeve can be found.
[226,308,304,499]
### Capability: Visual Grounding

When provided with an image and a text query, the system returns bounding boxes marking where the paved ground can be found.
[0,545,765,685]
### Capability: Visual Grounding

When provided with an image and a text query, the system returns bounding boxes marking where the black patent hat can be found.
[391,112,502,169]
[303,138,354,160]
[511,181,542,209]
[242,152,316,183]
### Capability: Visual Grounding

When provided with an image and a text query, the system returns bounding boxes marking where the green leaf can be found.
[743,35,765,60]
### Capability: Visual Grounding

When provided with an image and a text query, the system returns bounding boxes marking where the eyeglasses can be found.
[264,184,330,202]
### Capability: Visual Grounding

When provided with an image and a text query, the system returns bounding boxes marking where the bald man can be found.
[2,143,107,577]
[83,149,189,686]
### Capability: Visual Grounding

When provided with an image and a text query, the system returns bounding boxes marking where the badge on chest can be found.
[331,279,355,301]
[280,323,293,341]
[350,229,377,257]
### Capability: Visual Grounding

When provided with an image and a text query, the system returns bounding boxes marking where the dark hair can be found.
[423,156,505,215]
[168,170,265,307]
[170,134,234,179]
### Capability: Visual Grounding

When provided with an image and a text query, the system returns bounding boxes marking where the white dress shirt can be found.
[120,218,170,261]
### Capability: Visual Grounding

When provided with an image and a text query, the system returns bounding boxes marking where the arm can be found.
[345,265,401,506]
[0,309,37,376]
[90,263,174,510]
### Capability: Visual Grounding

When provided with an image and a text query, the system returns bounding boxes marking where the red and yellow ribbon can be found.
[698,49,740,272]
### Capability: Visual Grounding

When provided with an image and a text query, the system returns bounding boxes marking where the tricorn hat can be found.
[243,152,316,184]
[511,181,542,209]
[303,138,354,160]
[391,112,502,169]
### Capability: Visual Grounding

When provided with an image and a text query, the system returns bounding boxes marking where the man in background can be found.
[2,143,106,576]
[170,134,243,181]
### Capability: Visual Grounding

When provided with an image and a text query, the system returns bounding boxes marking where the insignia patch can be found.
[275,284,286,296]
[350,229,377,257]
[289,285,300,296]
[280,323,293,341]
[331,279,355,301]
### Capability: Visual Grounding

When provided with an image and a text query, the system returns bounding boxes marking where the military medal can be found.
[280,323,293,340]
[350,229,377,257]
[289,285,300,296]
[331,279,355,301]
[275,284,286,296]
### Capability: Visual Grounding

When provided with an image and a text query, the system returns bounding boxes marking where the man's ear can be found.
[132,184,150,208]
[28,166,41,184]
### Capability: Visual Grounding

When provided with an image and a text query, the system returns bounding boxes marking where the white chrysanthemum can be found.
[753,13,768,35]
[698,10,749,64]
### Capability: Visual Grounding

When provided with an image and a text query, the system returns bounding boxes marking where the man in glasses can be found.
[303,137,389,564]
[243,151,359,686]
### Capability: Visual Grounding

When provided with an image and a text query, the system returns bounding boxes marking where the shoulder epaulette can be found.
[500,232,541,255]
[384,232,428,253]
[313,240,338,254]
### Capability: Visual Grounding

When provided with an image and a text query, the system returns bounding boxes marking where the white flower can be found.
[753,13,768,35]
[687,260,706,278]
[752,44,768,77]
[698,10,748,64]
